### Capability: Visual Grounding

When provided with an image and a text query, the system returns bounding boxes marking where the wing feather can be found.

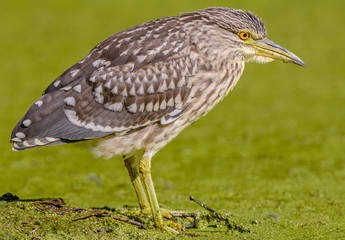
[11,14,199,150]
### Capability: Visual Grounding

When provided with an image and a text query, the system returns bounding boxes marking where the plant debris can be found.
[0,193,251,238]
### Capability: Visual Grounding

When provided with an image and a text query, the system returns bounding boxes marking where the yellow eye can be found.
[239,31,250,40]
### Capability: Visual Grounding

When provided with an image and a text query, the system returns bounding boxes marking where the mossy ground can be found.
[1,0,345,239]
[0,196,251,239]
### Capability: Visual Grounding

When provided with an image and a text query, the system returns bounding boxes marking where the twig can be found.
[181,232,204,237]
[39,198,65,208]
[189,196,250,233]
[72,210,145,228]
[190,196,215,212]
[170,213,198,218]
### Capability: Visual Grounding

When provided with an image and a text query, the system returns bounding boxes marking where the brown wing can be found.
[11,13,201,150]
[63,55,196,133]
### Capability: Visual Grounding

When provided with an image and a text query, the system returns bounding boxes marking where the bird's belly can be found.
[91,119,188,160]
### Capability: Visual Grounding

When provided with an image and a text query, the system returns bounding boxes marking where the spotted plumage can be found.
[11,7,258,152]
[11,7,305,233]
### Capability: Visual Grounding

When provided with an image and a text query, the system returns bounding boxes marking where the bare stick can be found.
[189,196,250,233]
[104,212,145,228]
[190,196,215,213]
[72,210,145,228]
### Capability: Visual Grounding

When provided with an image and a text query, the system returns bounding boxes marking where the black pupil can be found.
[243,33,247,38]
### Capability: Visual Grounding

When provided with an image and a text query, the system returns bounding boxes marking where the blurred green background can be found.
[1,0,344,238]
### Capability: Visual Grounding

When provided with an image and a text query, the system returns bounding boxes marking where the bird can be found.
[11,7,305,234]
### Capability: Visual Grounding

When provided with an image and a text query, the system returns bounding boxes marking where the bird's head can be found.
[198,7,306,67]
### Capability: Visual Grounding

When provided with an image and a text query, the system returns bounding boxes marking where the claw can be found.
[156,224,179,235]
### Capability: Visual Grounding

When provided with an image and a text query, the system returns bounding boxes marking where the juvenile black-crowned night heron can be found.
[11,7,305,233]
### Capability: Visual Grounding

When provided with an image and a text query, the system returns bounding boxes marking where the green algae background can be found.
[1,0,345,239]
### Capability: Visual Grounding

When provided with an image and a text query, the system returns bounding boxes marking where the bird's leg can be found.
[124,156,151,212]
[139,156,179,235]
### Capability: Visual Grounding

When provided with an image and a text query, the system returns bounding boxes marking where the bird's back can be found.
[11,8,245,154]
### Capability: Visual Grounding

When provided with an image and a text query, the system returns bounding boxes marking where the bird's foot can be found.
[161,208,194,223]
[161,208,195,231]
[136,207,185,219]
[135,208,185,234]
[151,208,182,235]
[160,208,187,219]
[155,222,179,235]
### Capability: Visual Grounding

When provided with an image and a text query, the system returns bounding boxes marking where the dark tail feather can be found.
[11,90,111,151]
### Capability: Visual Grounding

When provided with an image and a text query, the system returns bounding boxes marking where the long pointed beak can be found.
[247,38,306,67]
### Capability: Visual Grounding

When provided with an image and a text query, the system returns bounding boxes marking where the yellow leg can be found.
[139,156,178,235]
[124,156,151,211]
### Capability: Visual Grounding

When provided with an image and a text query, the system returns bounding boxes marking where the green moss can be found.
[1,0,345,239]
[0,197,252,239]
